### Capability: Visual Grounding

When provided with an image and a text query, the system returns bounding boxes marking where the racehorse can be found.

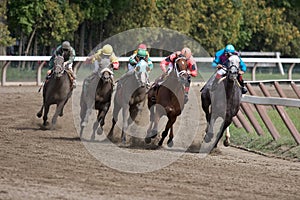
[79,58,114,140]
[37,55,73,129]
[107,59,149,144]
[145,56,189,147]
[200,54,242,151]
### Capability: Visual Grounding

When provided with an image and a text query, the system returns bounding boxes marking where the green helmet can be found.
[137,49,147,57]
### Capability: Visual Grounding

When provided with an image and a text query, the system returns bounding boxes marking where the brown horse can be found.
[107,59,149,144]
[200,54,242,153]
[37,55,73,129]
[79,57,114,140]
[145,56,188,147]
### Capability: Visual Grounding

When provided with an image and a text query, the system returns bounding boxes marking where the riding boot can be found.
[184,91,189,104]
[238,75,247,94]
[184,77,191,104]
[45,69,53,83]
[69,69,77,88]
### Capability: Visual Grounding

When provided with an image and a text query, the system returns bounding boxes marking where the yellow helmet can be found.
[181,47,192,59]
[102,44,113,55]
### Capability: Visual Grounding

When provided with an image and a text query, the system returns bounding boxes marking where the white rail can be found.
[1,56,300,86]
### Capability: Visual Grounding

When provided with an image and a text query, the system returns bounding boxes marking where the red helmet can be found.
[181,47,192,59]
[138,43,147,50]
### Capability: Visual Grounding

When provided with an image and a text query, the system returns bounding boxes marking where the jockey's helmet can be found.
[225,44,235,54]
[138,43,147,50]
[62,41,71,50]
[181,47,192,59]
[137,49,147,58]
[102,44,113,55]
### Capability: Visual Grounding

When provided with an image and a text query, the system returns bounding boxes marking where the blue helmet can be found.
[224,44,235,53]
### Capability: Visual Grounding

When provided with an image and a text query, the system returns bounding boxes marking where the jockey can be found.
[46,41,76,87]
[159,47,198,103]
[212,44,247,94]
[85,44,119,82]
[118,45,153,86]
[128,43,153,71]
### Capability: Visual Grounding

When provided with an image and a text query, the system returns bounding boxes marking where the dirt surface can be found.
[1,85,300,200]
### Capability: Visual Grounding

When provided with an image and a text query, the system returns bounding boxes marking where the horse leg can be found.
[128,104,139,125]
[43,104,50,127]
[121,104,130,144]
[93,103,110,139]
[213,120,232,149]
[59,97,70,117]
[37,105,44,118]
[201,91,211,132]
[146,105,161,142]
[223,127,230,147]
[51,102,64,130]
[167,125,174,147]
[158,116,176,146]
[90,110,99,141]
[81,106,93,128]
[145,105,155,144]
[107,103,121,141]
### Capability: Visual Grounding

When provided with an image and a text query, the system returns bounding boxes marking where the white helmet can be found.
[181,47,192,59]
[62,41,71,50]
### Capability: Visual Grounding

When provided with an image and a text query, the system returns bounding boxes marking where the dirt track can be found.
[1,86,300,200]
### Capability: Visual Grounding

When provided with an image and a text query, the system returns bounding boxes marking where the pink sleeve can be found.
[160,60,168,73]
[112,62,119,70]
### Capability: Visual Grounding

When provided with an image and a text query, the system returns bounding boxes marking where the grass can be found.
[229,107,300,160]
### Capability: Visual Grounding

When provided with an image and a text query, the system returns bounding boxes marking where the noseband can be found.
[174,57,188,78]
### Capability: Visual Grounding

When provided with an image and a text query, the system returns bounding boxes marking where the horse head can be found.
[227,55,240,81]
[173,56,188,83]
[93,57,114,83]
[53,55,65,77]
[100,67,114,83]
[134,59,149,87]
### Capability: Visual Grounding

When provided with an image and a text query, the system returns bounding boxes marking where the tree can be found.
[0,0,15,55]
[190,0,243,55]
[8,0,81,57]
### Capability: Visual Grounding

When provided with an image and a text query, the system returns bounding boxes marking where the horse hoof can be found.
[204,132,213,143]
[43,121,49,126]
[223,139,230,147]
[59,112,63,117]
[90,135,95,141]
[81,122,87,127]
[145,137,151,144]
[158,140,163,146]
[167,140,173,147]
[151,130,158,138]
[97,127,103,135]
[37,112,42,118]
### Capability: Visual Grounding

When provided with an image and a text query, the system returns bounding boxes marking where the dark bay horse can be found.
[200,55,242,152]
[80,58,114,140]
[145,57,188,147]
[107,59,149,143]
[37,55,73,129]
